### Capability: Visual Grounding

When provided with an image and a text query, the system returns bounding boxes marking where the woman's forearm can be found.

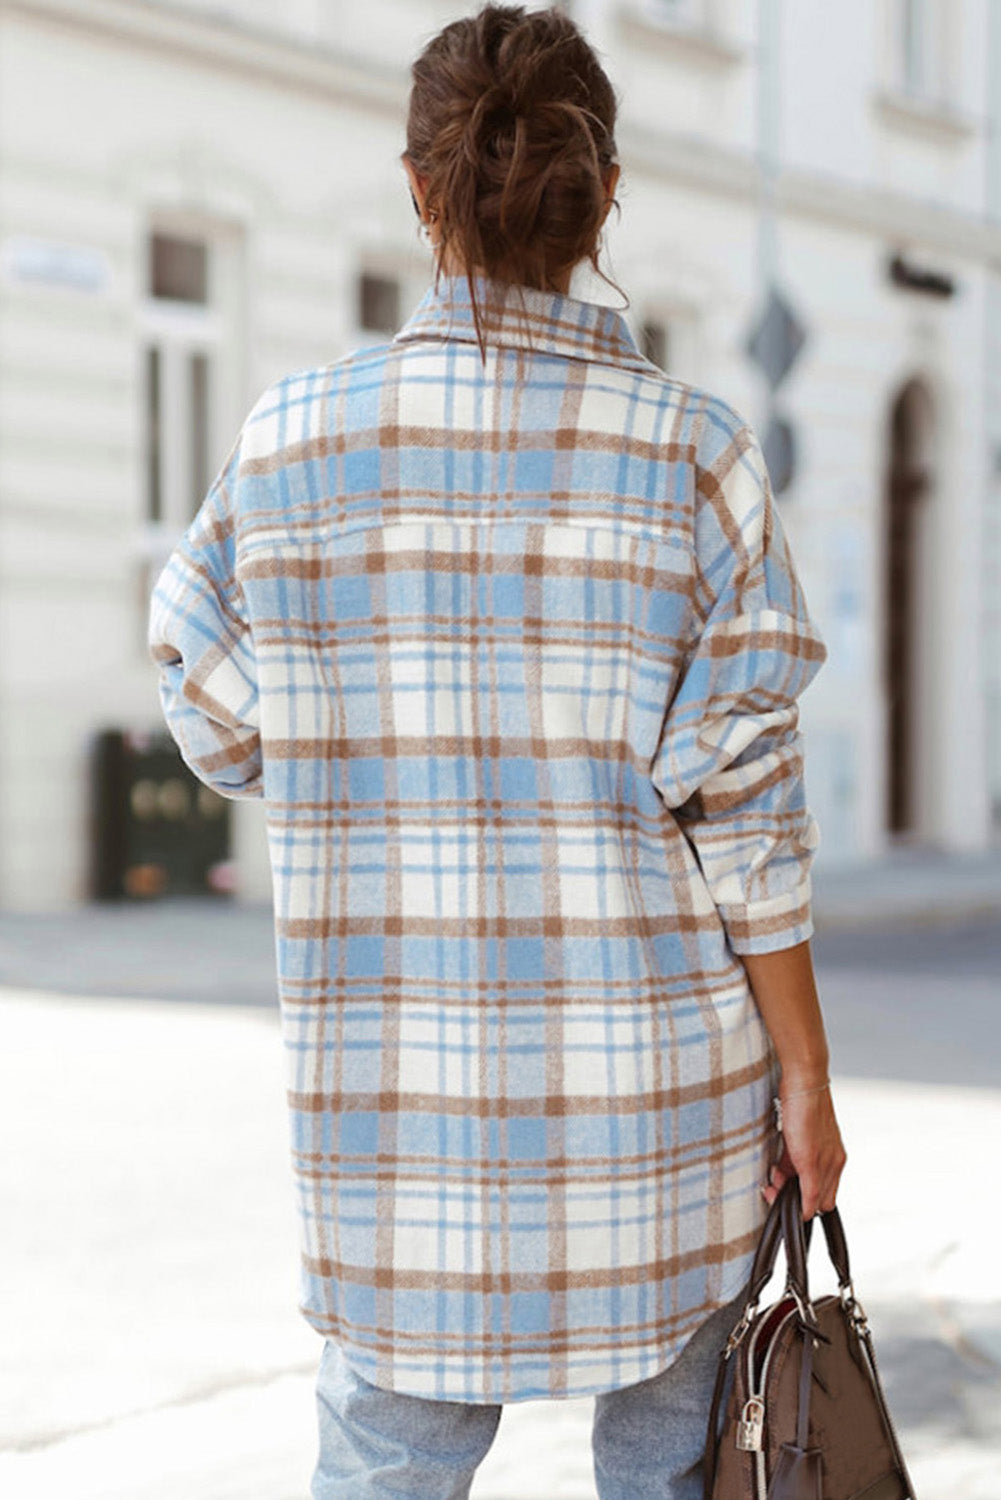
[736,937,847,1217]
[736,938,830,1087]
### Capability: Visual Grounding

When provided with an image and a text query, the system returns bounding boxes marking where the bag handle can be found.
[780,1177,853,1331]
[743,1180,788,1307]
[740,1173,851,1311]
[802,1202,851,1287]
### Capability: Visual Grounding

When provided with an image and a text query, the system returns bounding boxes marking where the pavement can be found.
[1,844,999,1499]
[810,843,1001,931]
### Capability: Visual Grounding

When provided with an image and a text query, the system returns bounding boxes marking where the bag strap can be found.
[796,1321,814,1452]
[818,1201,852,1288]
[855,1316,919,1494]
[743,1183,788,1306]
[702,1340,732,1500]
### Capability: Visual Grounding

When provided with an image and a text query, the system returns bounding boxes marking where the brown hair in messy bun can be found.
[402,2,628,364]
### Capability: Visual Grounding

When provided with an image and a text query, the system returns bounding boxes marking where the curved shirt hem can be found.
[299,1256,755,1406]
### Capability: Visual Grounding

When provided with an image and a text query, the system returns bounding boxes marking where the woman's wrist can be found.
[777,1055,830,1093]
[772,1078,831,1134]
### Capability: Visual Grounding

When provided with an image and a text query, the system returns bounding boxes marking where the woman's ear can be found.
[402,155,431,219]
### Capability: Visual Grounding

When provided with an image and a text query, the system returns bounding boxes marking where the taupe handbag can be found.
[703,1175,916,1500]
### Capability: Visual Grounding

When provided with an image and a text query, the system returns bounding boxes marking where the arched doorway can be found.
[883,378,935,838]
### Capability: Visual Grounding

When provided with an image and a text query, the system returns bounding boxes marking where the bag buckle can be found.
[840,1279,870,1335]
[787,1281,825,1341]
[724,1299,759,1358]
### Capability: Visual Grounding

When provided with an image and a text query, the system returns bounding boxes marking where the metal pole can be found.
[754,0,781,439]
[983,0,1001,826]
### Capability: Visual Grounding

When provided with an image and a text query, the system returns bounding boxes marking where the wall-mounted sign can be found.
[887,252,955,299]
[745,281,808,391]
[762,412,796,495]
[1,235,112,293]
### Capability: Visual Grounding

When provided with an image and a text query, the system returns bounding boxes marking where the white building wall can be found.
[783,0,988,203]
[0,0,997,912]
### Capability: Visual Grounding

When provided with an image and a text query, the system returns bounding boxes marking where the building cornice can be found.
[0,0,405,115]
[618,120,1001,270]
[871,87,978,146]
[4,0,1001,270]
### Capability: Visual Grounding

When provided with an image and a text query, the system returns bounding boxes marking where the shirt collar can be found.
[391,271,656,374]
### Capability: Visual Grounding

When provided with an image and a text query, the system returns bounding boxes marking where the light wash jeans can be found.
[310,1289,743,1500]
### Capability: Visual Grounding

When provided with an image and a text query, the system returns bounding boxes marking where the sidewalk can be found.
[810,844,1001,930]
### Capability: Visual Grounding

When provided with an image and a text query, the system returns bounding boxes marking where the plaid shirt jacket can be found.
[148,272,827,1403]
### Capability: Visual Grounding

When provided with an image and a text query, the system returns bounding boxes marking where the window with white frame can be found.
[138,227,240,646]
[142,232,217,530]
[899,0,948,103]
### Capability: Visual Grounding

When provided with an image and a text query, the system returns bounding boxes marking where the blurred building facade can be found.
[1,0,999,911]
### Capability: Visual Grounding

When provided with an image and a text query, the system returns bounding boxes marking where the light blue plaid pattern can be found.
[148,271,827,1403]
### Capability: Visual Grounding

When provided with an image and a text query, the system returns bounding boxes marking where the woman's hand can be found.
[762,1082,847,1219]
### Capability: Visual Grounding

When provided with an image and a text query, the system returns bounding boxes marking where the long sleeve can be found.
[650,416,827,954]
[147,428,263,801]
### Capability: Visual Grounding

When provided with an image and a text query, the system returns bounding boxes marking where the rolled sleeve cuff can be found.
[716,878,815,954]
